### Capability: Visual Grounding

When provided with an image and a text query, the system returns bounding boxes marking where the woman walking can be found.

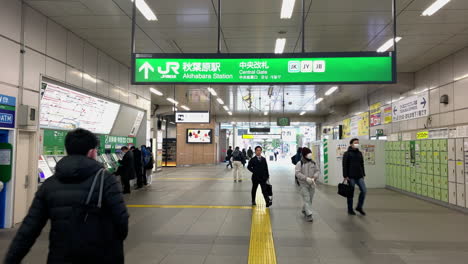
[295,147,320,222]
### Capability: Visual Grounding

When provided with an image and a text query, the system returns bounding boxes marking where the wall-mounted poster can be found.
[369,102,382,127]
[361,144,375,165]
[186,129,212,144]
[358,112,369,136]
[383,106,392,124]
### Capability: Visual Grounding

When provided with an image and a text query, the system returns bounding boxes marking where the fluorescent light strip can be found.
[167,98,179,105]
[264,111,268,116]
[228,111,233,116]
[280,0,296,19]
[377,37,402,53]
[314,98,323,104]
[223,105,229,111]
[181,105,190,111]
[422,0,450,16]
[131,0,157,21]
[207,87,217,96]
[300,111,306,116]
[217,98,224,105]
[325,86,338,96]
[150,88,163,96]
[275,38,286,54]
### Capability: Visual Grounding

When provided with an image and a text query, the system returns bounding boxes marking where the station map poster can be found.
[40,82,120,134]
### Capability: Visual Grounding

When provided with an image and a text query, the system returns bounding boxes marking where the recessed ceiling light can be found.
[207,87,217,96]
[377,37,402,53]
[264,111,268,116]
[150,87,163,96]
[280,0,296,19]
[217,98,224,105]
[275,38,286,54]
[167,98,179,105]
[181,105,190,111]
[223,105,229,111]
[300,111,306,115]
[422,0,450,16]
[325,86,338,96]
[314,98,323,104]
[131,0,157,21]
[228,111,233,116]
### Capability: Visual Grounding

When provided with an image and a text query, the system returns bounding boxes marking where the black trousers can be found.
[251,179,270,204]
[122,176,131,193]
[135,166,144,187]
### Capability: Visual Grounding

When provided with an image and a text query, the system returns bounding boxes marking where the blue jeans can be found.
[347,178,367,211]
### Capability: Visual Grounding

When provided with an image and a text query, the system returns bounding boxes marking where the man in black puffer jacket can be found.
[342,138,367,216]
[5,128,129,264]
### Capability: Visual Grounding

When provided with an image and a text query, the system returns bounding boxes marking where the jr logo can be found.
[158,62,180,75]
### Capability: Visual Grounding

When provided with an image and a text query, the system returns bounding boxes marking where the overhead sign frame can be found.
[132,51,396,85]
[175,111,210,124]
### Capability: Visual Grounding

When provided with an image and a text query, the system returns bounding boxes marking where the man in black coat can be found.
[131,146,144,188]
[226,146,233,168]
[120,146,136,194]
[5,128,129,263]
[248,146,271,207]
[342,138,367,216]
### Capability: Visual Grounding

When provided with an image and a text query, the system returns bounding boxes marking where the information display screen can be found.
[176,111,210,123]
[40,82,120,134]
[187,129,212,144]
[133,52,394,84]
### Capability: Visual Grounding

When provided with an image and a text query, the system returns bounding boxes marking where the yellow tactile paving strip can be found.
[127,204,252,209]
[248,190,277,264]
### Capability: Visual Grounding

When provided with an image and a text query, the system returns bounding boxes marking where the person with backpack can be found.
[144,146,154,185]
[141,145,154,186]
[295,147,320,222]
[248,146,271,207]
[291,147,303,186]
[226,146,233,169]
[5,128,129,264]
[247,147,254,160]
[232,147,245,182]
[342,138,367,216]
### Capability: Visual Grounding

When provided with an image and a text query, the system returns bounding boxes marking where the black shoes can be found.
[348,210,356,215]
[356,208,366,216]
[252,203,256,206]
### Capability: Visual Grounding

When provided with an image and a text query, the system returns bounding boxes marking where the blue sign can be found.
[0,95,16,107]
[0,110,14,128]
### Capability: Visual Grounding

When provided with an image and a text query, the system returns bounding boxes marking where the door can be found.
[455,138,464,161]
[448,139,455,161]
[457,183,465,207]
[448,161,456,182]
[449,182,457,205]
[456,161,465,184]
[14,132,37,225]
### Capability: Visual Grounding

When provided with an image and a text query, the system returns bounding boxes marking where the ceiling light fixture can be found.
[217,98,224,105]
[354,112,364,115]
[325,86,338,96]
[422,0,450,16]
[223,105,229,111]
[150,87,163,96]
[131,0,157,21]
[314,98,324,104]
[228,111,233,116]
[275,38,286,54]
[377,37,402,53]
[181,105,190,111]
[280,0,296,19]
[300,111,306,115]
[207,87,217,96]
[264,111,268,116]
[166,98,179,105]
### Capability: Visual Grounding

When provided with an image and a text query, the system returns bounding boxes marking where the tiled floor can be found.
[1,159,468,263]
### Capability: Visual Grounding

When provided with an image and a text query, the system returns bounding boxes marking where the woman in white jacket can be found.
[295,147,320,222]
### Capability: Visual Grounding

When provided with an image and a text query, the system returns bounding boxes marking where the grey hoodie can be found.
[295,157,320,185]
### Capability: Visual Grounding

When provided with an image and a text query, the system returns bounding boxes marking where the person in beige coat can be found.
[295,147,320,222]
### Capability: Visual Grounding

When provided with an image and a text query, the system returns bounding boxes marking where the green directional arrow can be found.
[138,61,154,79]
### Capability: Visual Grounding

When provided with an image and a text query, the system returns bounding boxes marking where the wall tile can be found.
[83,74,97,92]
[400,120,408,131]
[97,81,109,97]
[46,19,67,61]
[415,67,429,90]
[454,47,468,81]
[22,90,39,108]
[66,32,83,70]
[429,87,440,115]
[24,6,47,53]
[392,122,400,133]
[0,0,21,41]
[97,51,109,82]
[83,42,98,77]
[45,58,66,81]
[454,109,468,124]
[0,38,20,85]
[429,114,440,128]
[65,66,82,88]
[119,65,129,90]
[0,83,18,98]
[407,119,417,130]
[137,86,144,97]
[439,112,454,127]
[439,55,454,86]
[428,62,440,89]
[109,85,119,101]
[129,93,137,106]
[109,59,119,85]
[417,117,427,129]
[23,48,45,91]
[119,88,129,104]
[454,78,468,111]
[438,83,454,113]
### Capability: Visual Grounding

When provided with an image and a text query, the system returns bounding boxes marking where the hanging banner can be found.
[358,112,370,136]
[369,102,382,127]
[350,116,360,137]
[392,92,429,122]
[383,105,393,124]
[132,52,395,85]
[342,118,351,138]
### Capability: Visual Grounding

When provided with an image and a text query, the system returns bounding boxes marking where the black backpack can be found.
[291,155,298,165]
[232,150,242,161]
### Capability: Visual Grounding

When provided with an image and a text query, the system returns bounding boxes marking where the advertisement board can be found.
[369,102,382,127]
[175,111,210,123]
[186,129,212,144]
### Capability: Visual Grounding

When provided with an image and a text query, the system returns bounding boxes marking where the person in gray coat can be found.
[295,147,320,222]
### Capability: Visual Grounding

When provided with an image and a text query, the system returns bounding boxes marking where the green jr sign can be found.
[132,52,395,85]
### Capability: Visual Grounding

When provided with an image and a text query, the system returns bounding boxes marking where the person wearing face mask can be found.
[295,147,320,222]
[342,138,367,216]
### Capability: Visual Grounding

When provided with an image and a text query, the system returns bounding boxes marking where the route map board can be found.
[40,82,120,134]
[132,52,394,85]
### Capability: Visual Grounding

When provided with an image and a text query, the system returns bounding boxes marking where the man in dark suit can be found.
[119,146,136,194]
[247,146,271,207]
[131,146,144,188]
